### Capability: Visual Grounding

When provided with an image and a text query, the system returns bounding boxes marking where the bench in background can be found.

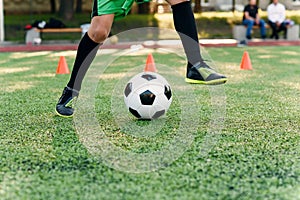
[25,27,84,44]
[233,24,299,41]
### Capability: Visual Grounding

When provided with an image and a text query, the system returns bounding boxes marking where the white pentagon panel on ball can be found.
[146,83,163,95]
[155,93,171,110]
[126,74,145,88]
[137,106,153,119]
[136,74,149,85]
[127,91,142,110]
[152,72,169,85]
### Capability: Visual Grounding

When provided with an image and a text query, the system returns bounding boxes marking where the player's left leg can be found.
[167,0,227,85]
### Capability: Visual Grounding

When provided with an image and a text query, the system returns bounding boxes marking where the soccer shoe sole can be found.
[55,108,74,118]
[185,77,227,85]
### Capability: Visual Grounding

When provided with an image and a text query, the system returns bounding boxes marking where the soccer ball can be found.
[124,72,172,119]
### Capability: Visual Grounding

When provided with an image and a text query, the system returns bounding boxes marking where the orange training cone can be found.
[144,53,157,72]
[56,56,70,74]
[240,51,253,70]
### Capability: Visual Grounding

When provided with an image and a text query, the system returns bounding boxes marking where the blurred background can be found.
[1,0,300,42]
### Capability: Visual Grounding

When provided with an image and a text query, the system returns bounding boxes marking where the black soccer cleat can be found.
[185,62,227,85]
[55,87,79,118]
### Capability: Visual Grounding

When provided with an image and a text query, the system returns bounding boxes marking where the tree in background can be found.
[59,0,74,20]
[194,0,202,13]
[50,0,56,13]
[138,2,150,14]
[232,0,235,12]
[76,0,82,13]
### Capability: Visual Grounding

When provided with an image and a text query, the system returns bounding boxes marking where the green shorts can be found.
[92,0,150,20]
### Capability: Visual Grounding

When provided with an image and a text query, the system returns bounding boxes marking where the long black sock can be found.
[67,33,100,91]
[172,1,202,68]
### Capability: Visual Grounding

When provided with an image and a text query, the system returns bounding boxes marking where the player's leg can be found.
[167,0,227,85]
[56,14,114,118]
[67,15,114,91]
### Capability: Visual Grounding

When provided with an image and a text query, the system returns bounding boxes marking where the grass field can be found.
[0,45,300,199]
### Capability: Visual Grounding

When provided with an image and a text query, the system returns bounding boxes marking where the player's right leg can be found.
[56,14,114,118]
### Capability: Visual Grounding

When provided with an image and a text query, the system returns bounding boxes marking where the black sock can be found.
[172,1,202,68]
[67,33,100,91]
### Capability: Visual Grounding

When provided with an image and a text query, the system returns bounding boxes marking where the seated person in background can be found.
[267,0,287,40]
[242,0,266,40]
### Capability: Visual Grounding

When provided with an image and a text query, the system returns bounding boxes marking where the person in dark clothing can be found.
[242,0,266,40]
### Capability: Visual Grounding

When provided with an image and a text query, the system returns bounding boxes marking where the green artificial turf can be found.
[0,46,299,200]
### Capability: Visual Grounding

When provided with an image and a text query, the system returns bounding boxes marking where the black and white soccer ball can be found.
[124,72,172,119]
